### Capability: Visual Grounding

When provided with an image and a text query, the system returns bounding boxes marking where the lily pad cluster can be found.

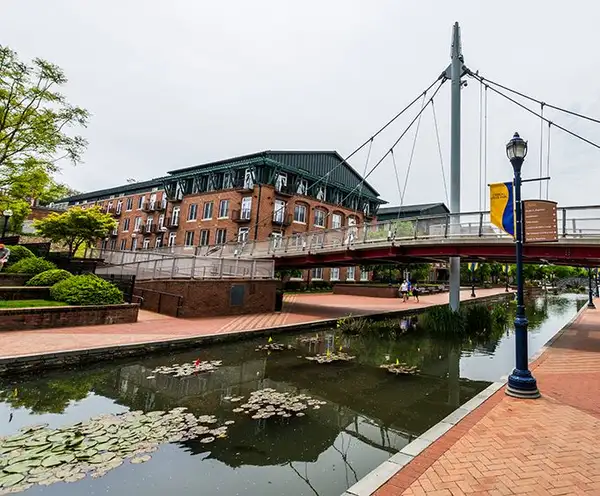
[0,408,230,493]
[379,363,419,376]
[254,343,294,352]
[297,336,322,345]
[305,352,356,364]
[149,360,222,378]
[231,388,326,419]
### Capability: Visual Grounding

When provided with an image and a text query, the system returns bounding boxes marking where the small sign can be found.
[523,200,558,243]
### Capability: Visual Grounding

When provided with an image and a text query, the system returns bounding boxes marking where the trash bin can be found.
[275,289,284,312]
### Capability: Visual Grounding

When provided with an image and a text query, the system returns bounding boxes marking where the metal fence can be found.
[95,255,274,280]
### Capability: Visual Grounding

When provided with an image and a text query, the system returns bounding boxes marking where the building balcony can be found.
[110,229,118,237]
[166,217,180,229]
[274,184,294,197]
[232,209,252,223]
[272,213,292,227]
[113,209,123,217]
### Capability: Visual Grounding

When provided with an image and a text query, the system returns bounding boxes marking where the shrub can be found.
[491,304,509,327]
[50,274,124,306]
[4,245,35,266]
[462,304,493,337]
[337,315,368,334]
[26,269,73,287]
[418,305,465,336]
[6,257,56,275]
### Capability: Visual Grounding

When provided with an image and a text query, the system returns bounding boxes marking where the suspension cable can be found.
[390,150,404,220]
[431,101,449,206]
[478,80,483,211]
[400,93,427,207]
[539,103,545,198]
[474,73,600,126]
[356,138,373,213]
[546,122,552,200]
[483,84,488,211]
[469,72,600,150]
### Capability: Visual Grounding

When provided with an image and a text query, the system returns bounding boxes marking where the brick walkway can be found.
[0,288,505,359]
[374,301,600,496]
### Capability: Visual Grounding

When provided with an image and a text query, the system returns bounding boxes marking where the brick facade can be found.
[0,304,139,331]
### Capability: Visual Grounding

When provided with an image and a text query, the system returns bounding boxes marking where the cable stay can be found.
[478,80,483,211]
[400,93,427,209]
[390,150,404,219]
[431,101,449,207]
[539,103,545,198]
[483,84,489,211]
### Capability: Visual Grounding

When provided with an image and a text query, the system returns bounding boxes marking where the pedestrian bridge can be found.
[96,206,600,274]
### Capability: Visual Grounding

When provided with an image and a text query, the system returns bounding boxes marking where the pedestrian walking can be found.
[0,244,10,272]
[400,280,409,302]
[412,283,420,303]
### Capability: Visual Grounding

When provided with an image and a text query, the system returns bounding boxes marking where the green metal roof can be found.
[59,178,164,203]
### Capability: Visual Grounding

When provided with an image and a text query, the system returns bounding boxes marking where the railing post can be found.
[363,224,369,243]
[308,234,315,253]
[158,292,162,314]
[219,258,225,279]
[190,257,196,279]
[284,234,291,253]
[234,258,239,277]
[562,208,567,237]
[413,219,419,239]
[152,259,158,280]
[478,212,484,237]
[171,258,177,278]
[135,262,140,280]
[121,251,126,265]
[444,214,450,238]
[572,219,577,237]
[251,259,257,279]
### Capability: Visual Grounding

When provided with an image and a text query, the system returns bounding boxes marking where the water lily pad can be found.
[3,461,34,474]
[199,437,215,444]
[130,455,151,464]
[88,452,115,464]
[41,455,64,468]
[0,473,25,488]
[224,421,235,426]
[64,472,86,483]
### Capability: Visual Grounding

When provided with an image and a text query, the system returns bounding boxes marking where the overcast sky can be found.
[2,1,600,212]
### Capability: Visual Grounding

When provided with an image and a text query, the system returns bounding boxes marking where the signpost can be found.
[523,200,558,243]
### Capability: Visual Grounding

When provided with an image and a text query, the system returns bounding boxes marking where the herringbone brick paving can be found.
[374,302,600,496]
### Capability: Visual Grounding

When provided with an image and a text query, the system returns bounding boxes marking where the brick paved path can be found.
[374,302,600,496]
[0,288,505,359]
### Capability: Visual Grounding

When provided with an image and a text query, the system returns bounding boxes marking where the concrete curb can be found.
[344,296,588,496]
[343,381,506,496]
[0,292,510,376]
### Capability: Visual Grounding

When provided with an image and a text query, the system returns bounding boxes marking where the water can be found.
[0,294,585,496]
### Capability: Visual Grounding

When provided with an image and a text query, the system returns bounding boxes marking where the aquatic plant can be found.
[491,304,509,327]
[462,304,493,337]
[338,315,416,339]
[379,361,419,376]
[305,351,355,364]
[0,408,230,492]
[336,315,368,334]
[418,305,465,336]
[149,360,222,378]
[255,343,294,352]
[231,388,326,419]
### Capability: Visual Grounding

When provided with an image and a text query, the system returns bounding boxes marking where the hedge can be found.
[50,274,124,306]
[4,245,35,266]
[26,269,73,287]
[5,257,57,275]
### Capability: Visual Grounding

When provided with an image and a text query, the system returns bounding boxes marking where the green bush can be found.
[26,269,73,287]
[463,304,493,337]
[4,245,35,266]
[6,257,56,275]
[50,274,124,306]
[418,305,465,336]
[491,304,509,327]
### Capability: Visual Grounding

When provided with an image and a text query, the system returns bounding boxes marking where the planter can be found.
[0,303,139,331]
[0,273,30,287]
[0,286,50,300]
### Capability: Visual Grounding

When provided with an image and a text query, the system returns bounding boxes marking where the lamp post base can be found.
[506,369,540,399]
[588,301,596,309]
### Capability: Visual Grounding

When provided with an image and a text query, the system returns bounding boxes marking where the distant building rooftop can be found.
[377,202,449,219]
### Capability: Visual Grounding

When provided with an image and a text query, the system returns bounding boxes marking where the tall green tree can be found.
[0,46,89,230]
[34,206,116,257]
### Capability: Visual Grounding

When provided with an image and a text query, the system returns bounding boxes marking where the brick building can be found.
[56,151,386,282]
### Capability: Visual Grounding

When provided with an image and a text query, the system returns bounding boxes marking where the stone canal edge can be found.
[343,300,590,496]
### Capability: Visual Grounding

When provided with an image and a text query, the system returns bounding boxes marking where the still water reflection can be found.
[0,294,585,495]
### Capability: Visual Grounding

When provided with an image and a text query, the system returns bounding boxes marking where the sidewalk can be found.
[370,301,600,496]
[0,288,506,360]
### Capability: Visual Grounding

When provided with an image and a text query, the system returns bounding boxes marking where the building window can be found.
[207,175,217,191]
[116,201,123,214]
[314,209,326,228]
[244,168,254,189]
[270,232,283,249]
[131,238,138,251]
[199,230,210,246]
[149,193,157,210]
[241,197,252,220]
[275,172,287,192]
[294,204,307,224]
[332,213,343,229]
[223,172,234,189]
[120,239,127,250]
[363,202,370,215]
[216,228,227,245]
[146,216,153,230]
[330,267,340,281]
[158,214,165,229]
[273,200,286,223]
[238,227,249,243]
[203,201,213,220]
[218,199,229,218]
[184,231,195,246]
[122,218,130,232]
[126,198,133,211]
[347,266,356,281]
[134,216,142,232]
[137,196,145,210]
[168,232,177,247]
[142,238,150,250]
[172,206,180,226]
[109,239,117,251]
[155,236,163,248]
[290,233,303,249]
[187,203,198,221]
[296,179,308,195]
[316,186,326,201]
[311,267,323,280]
[333,191,342,205]
[360,270,369,281]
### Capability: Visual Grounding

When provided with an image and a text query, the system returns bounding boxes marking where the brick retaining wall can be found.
[0,274,30,287]
[0,286,50,300]
[0,304,139,331]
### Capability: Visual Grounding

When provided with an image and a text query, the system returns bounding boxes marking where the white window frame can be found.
[294,204,307,224]
[142,238,151,250]
[360,270,369,281]
[316,186,326,201]
[187,203,198,221]
[314,209,326,228]
[126,198,133,211]
[216,228,227,245]
[243,168,254,189]
[199,229,210,246]
[332,213,343,229]
[172,206,180,226]
[238,227,250,243]
[131,238,138,251]
[223,172,234,189]
[149,193,157,210]
[274,200,286,223]
[271,232,283,250]
[330,267,340,281]
[158,214,165,229]
[168,232,177,247]
[275,172,287,192]
[347,266,356,281]
[119,239,127,250]
[133,216,142,232]
[296,179,308,195]
[146,216,153,230]
[311,267,324,280]
[203,201,213,220]
[218,199,229,219]
[109,239,117,250]
[241,197,252,220]
[116,200,123,214]
[122,218,130,232]
[137,196,145,210]
[184,231,195,246]
[155,236,163,249]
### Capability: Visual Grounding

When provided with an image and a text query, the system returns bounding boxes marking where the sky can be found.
[2,0,600,212]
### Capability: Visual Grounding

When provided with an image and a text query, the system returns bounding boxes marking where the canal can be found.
[0,294,586,495]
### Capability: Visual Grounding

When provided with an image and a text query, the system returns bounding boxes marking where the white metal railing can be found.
[95,255,274,280]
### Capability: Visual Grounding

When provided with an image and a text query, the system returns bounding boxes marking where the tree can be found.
[34,206,116,257]
[0,46,89,230]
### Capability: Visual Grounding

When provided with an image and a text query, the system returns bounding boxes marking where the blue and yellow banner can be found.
[490,182,515,237]
[468,262,479,272]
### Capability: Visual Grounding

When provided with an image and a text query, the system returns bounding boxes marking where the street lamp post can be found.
[1,210,13,239]
[505,264,510,292]
[505,132,540,399]
[588,267,596,309]
[470,267,476,298]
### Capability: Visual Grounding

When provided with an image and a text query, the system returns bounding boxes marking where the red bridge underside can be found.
[273,242,600,269]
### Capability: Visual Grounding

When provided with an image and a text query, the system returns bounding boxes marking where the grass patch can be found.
[0,300,67,309]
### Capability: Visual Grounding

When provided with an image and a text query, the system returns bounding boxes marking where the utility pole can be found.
[448,22,463,312]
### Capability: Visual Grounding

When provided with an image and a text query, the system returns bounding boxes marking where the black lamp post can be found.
[505,132,540,399]
[1,209,13,239]
[505,263,510,292]
[588,267,595,309]
[470,266,476,298]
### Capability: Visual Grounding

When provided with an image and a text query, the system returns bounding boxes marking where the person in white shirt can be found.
[399,280,409,302]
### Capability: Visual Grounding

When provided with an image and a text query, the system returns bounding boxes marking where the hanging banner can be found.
[468,262,479,272]
[490,182,515,237]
